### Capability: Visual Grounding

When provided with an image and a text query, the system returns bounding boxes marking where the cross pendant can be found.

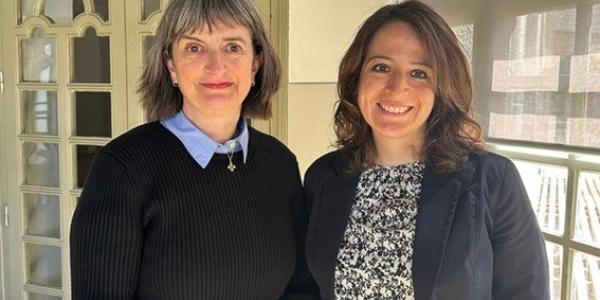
[227,162,236,172]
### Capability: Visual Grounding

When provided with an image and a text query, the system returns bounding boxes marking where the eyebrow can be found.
[365,55,433,69]
[179,34,249,45]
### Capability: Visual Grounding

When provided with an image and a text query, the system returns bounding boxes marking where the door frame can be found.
[1,0,129,299]
[247,0,289,142]
[0,0,7,298]
[1,0,20,298]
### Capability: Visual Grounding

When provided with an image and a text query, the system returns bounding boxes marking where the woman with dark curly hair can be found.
[304,1,549,299]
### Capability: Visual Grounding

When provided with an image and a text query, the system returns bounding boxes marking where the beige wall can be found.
[288,83,337,174]
[289,0,395,83]
[287,0,394,174]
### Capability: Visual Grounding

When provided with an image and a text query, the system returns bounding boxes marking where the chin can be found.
[372,126,424,141]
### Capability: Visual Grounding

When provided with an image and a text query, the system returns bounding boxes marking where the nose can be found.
[384,72,409,95]
[204,51,226,74]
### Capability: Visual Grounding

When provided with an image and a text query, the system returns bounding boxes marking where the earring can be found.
[251,80,255,87]
[172,81,178,87]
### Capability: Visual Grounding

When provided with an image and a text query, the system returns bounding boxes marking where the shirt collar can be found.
[161,111,249,169]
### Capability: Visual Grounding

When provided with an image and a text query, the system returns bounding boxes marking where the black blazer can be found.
[304,150,549,300]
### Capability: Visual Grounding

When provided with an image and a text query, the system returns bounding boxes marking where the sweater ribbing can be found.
[70,122,304,300]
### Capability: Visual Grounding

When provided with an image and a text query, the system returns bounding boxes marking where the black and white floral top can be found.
[334,161,425,300]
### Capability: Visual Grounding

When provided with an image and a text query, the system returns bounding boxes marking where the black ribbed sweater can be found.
[70,122,311,300]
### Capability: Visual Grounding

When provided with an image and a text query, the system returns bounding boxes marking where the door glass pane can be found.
[72,27,111,83]
[143,35,156,65]
[513,161,567,235]
[22,90,58,136]
[546,242,563,300]
[43,0,84,24]
[93,0,109,21]
[28,293,62,300]
[20,0,37,24]
[74,92,111,137]
[25,244,62,288]
[573,171,600,247]
[21,28,57,83]
[23,193,61,238]
[143,0,161,21]
[23,142,59,187]
[570,251,600,300]
[75,145,102,188]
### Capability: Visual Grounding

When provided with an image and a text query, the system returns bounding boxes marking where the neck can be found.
[182,105,240,144]
[372,135,424,166]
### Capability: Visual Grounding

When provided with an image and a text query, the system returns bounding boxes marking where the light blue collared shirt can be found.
[161,111,249,169]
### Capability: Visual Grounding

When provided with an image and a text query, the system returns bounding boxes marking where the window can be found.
[434,0,600,299]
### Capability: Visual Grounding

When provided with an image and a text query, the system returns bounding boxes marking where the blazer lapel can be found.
[307,155,360,300]
[413,166,464,300]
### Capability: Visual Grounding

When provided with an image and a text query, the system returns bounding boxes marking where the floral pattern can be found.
[334,161,425,300]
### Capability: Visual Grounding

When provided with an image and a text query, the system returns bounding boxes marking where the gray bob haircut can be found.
[138,0,281,121]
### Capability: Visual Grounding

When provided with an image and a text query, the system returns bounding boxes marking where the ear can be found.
[252,53,263,77]
[166,57,178,85]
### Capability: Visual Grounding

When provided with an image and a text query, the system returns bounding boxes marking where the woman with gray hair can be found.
[70,0,316,299]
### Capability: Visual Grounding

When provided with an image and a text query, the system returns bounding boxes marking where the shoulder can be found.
[468,151,512,167]
[464,151,517,182]
[248,126,297,163]
[462,151,528,212]
[430,151,519,199]
[305,150,342,179]
[304,150,347,192]
[104,122,166,149]
[100,122,175,166]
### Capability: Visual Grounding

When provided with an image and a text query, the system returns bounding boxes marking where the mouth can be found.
[201,82,234,89]
[377,103,413,114]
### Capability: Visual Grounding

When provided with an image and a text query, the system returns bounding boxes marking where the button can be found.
[226,140,237,151]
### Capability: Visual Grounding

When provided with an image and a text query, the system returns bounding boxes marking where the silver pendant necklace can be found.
[227,153,236,172]
[226,140,237,172]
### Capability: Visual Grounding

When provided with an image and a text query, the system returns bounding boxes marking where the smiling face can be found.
[358,21,435,150]
[166,21,261,120]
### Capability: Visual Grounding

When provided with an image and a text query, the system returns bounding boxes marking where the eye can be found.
[226,44,242,53]
[372,64,391,73]
[410,69,428,79]
[185,44,201,53]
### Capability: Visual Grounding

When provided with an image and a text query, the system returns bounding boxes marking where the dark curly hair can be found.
[335,0,483,173]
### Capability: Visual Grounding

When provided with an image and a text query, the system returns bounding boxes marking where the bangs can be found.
[169,0,254,38]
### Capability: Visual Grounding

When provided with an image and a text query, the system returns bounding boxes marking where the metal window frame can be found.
[488,137,600,300]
